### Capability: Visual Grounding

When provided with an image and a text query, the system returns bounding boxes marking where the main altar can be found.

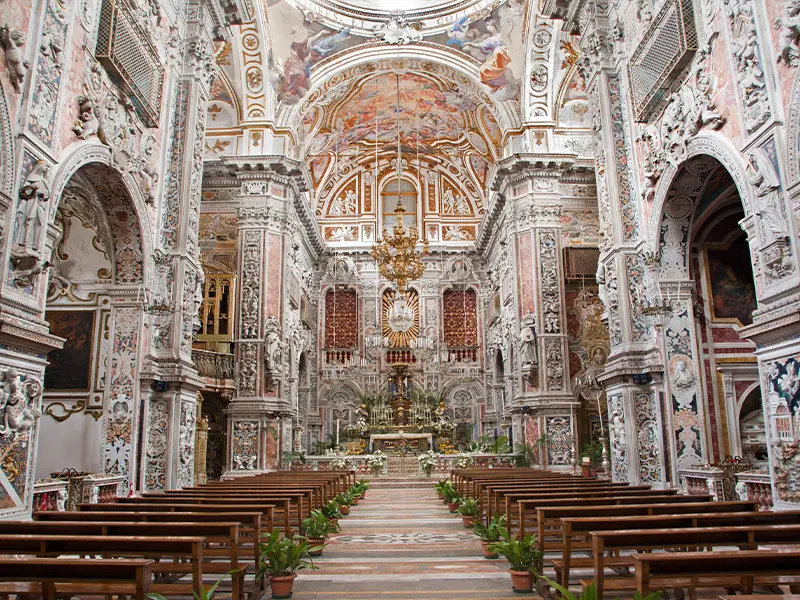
[343,363,456,453]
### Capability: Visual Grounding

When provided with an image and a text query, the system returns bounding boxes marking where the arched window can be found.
[382,178,417,231]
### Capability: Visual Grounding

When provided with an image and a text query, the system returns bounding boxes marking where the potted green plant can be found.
[257,530,319,599]
[334,492,353,515]
[489,527,543,594]
[473,513,506,558]
[321,500,343,527]
[347,485,361,505]
[355,479,370,499]
[147,570,238,600]
[456,497,480,528]
[301,509,337,556]
[443,485,462,512]
[434,479,450,499]
[541,577,663,600]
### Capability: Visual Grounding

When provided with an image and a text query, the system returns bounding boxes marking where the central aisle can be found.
[293,481,522,599]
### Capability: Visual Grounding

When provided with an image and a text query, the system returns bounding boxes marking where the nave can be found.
[296,481,518,599]
[1,468,800,598]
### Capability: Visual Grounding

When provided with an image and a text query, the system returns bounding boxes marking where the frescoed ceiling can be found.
[201,0,596,246]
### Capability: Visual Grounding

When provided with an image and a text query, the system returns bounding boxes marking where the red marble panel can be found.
[517,233,534,316]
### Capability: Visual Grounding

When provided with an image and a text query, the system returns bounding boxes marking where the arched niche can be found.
[39,155,148,485]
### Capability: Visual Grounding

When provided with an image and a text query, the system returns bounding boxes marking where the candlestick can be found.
[336,418,340,447]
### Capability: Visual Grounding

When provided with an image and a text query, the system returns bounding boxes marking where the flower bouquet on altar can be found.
[366,450,387,475]
[418,450,437,476]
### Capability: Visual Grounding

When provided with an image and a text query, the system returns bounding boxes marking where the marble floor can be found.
[293,482,523,599]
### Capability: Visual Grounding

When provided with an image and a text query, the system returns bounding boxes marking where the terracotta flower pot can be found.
[508,570,534,593]
[331,517,339,527]
[447,502,460,513]
[269,574,297,599]
[461,515,476,528]
[340,505,350,515]
[481,541,499,559]
[351,498,359,505]
[307,538,324,556]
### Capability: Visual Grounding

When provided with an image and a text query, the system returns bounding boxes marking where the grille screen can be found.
[564,247,600,280]
[96,0,164,127]
[628,0,697,122]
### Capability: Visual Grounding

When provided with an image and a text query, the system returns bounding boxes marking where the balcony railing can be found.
[192,349,234,379]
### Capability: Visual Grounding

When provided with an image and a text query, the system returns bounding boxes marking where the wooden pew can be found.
[484,480,631,517]
[633,550,800,597]
[486,483,641,522]
[0,557,153,600]
[118,493,298,532]
[555,507,799,589]
[457,470,579,498]
[83,500,280,534]
[536,500,753,553]
[0,534,205,597]
[35,509,265,565]
[517,493,712,536]
[156,485,320,518]
[588,525,800,598]
[0,520,249,600]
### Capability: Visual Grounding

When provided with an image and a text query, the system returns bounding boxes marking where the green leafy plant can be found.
[352,480,370,496]
[488,527,543,574]
[434,479,451,497]
[334,492,354,507]
[442,483,462,504]
[321,500,343,520]
[147,570,238,600]
[541,576,663,600]
[456,497,480,517]
[580,442,604,466]
[302,509,339,539]
[256,530,319,581]
[473,513,507,543]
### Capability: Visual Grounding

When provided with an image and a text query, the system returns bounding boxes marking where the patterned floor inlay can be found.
[333,532,477,544]
[293,484,527,599]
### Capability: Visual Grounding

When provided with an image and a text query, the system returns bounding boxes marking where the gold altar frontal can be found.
[370,432,433,452]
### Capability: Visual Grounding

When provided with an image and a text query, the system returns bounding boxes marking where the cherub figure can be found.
[0,26,29,92]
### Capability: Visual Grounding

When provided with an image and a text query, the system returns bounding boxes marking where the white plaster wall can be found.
[34,415,103,478]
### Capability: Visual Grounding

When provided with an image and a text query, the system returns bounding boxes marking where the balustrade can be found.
[735,470,774,511]
[192,349,235,379]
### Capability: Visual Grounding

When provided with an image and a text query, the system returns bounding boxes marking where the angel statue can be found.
[0,368,42,437]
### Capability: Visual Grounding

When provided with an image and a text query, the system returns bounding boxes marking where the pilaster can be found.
[221,156,312,476]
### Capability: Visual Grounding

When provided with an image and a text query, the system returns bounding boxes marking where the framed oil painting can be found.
[706,236,757,326]
[45,310,95,391]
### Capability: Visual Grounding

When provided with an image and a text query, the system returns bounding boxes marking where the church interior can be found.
[0,0,798,595]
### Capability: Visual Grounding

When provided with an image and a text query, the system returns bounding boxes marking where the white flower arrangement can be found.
[329,457,351,470]
[417,450,437,475]
[366,450,387,474]
[455,454,475,469]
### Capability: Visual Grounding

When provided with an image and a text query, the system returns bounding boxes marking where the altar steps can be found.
[370,477,438,490]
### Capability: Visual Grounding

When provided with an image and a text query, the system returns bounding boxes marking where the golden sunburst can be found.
[382,289,419,348]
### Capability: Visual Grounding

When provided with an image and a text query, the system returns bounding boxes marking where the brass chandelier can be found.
[370,71,429,295]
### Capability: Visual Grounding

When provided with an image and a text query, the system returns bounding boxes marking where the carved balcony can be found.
[192,349,235,382]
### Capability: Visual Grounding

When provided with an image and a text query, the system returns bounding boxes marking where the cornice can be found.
[220,155,312,193]
[490,153,578,192]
